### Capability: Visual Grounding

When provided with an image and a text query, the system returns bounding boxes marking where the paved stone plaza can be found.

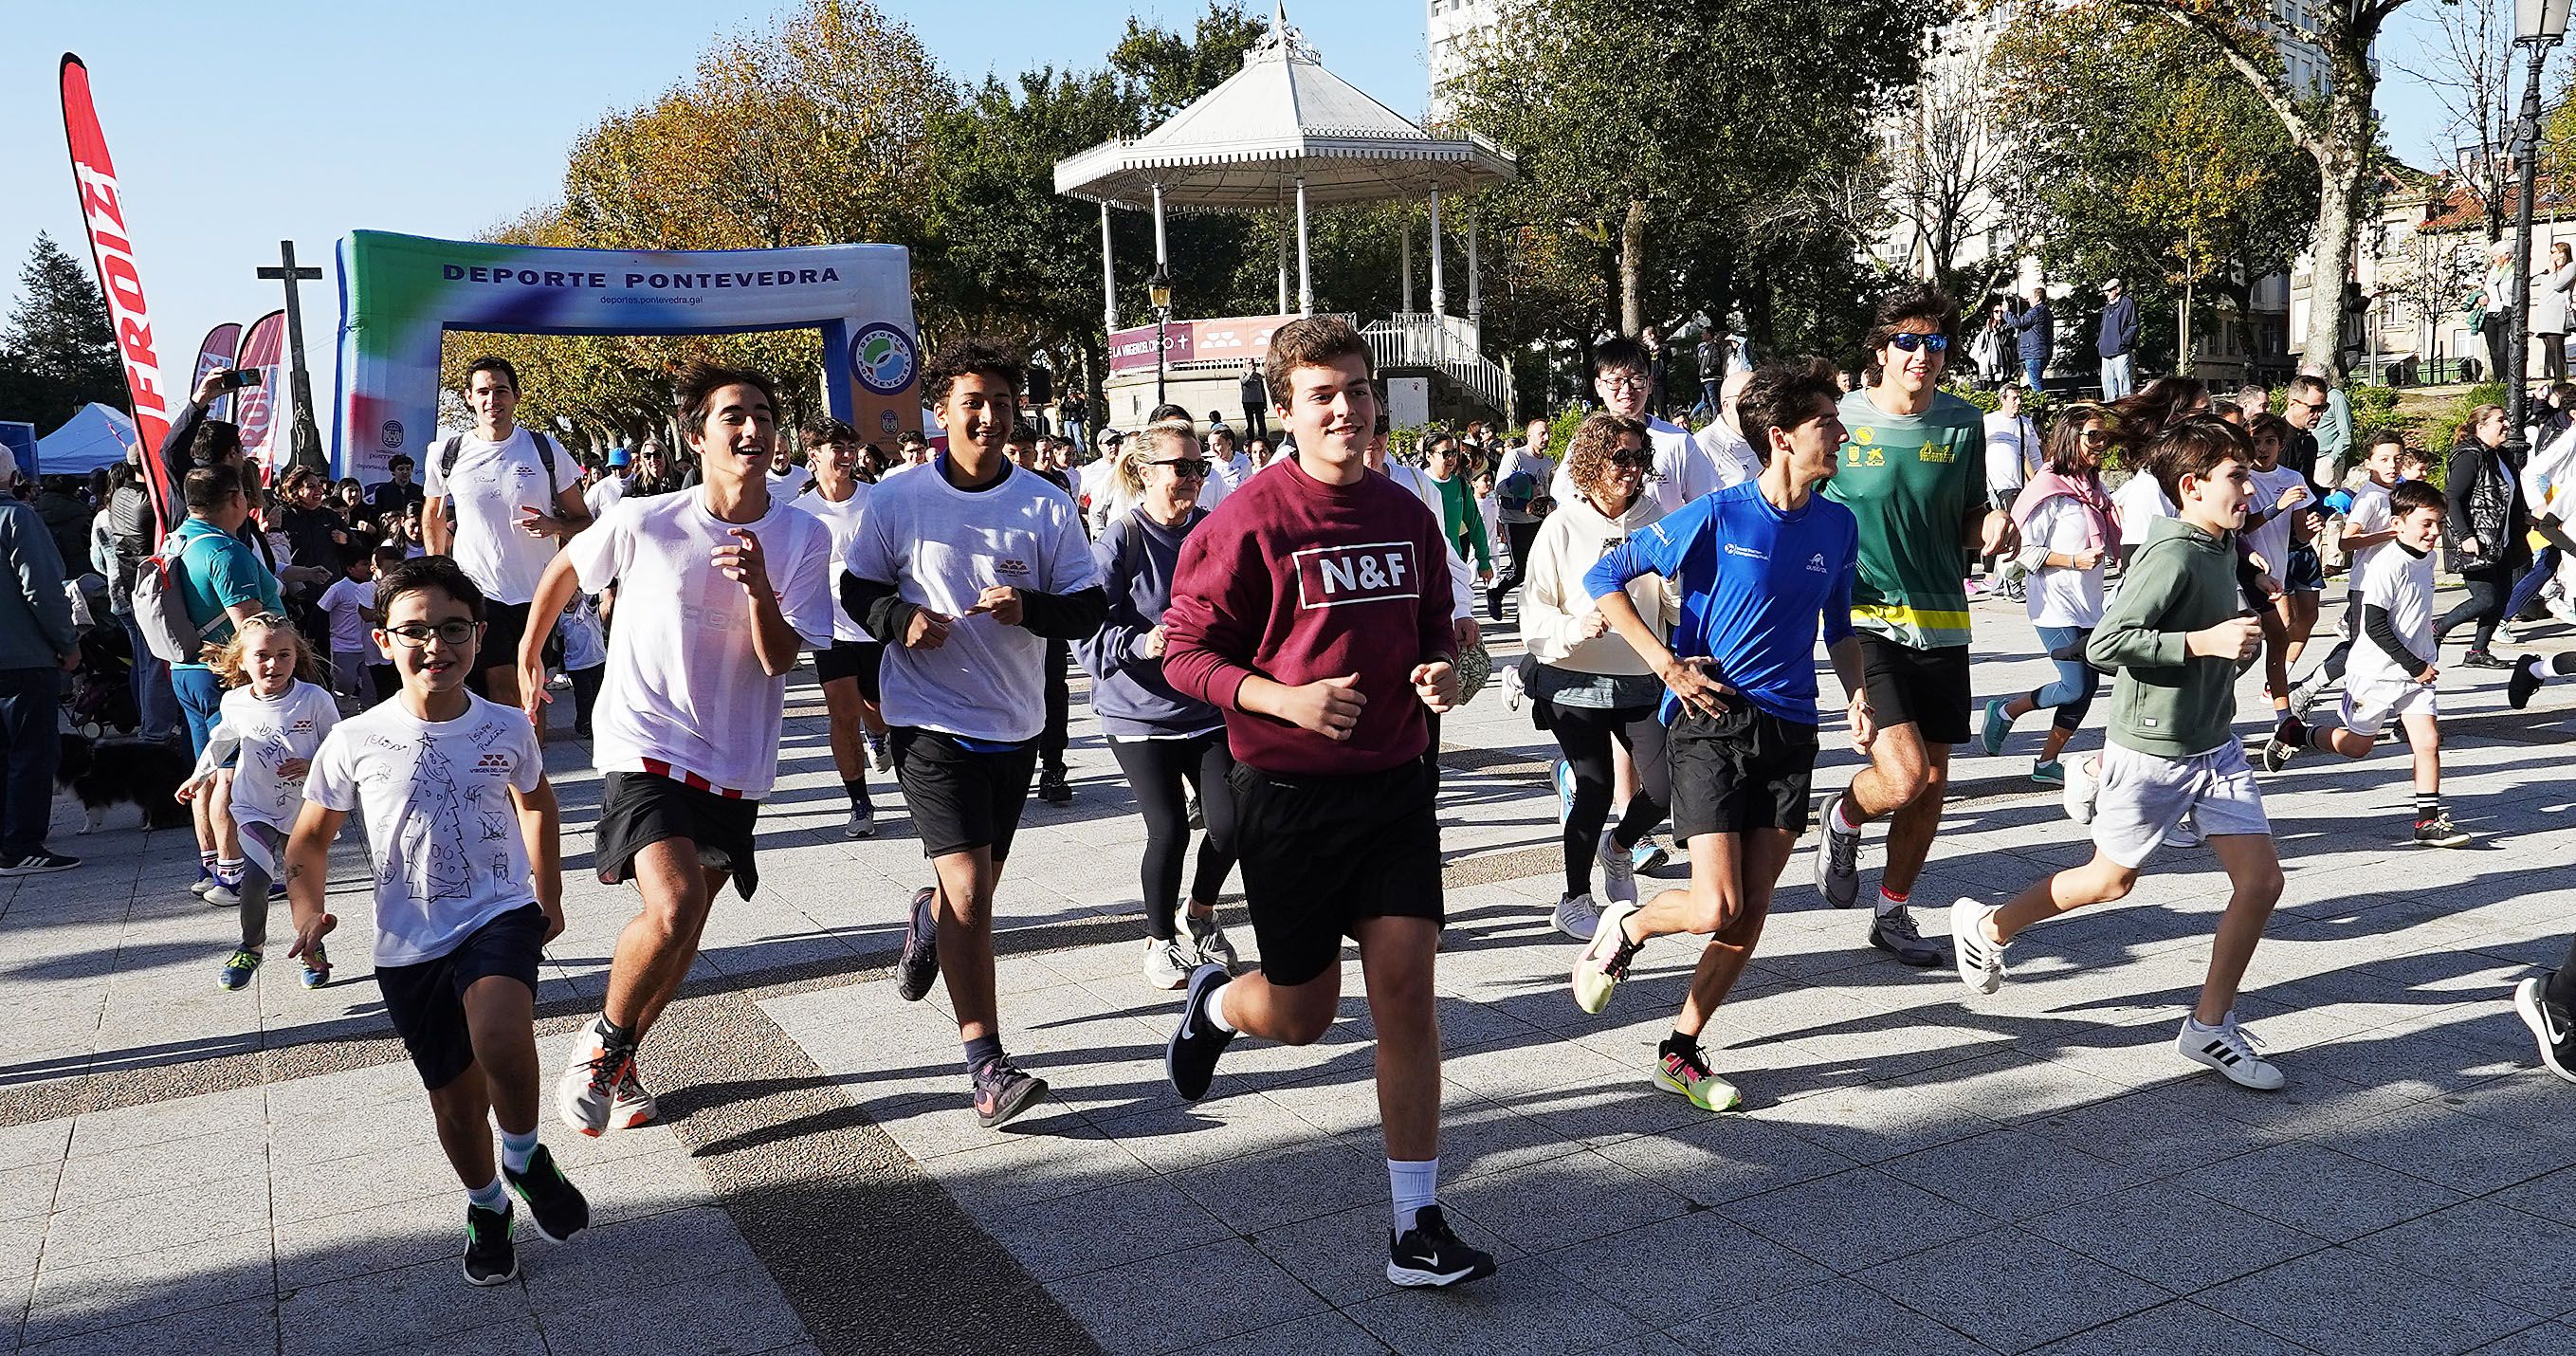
[3,590,2574,1355]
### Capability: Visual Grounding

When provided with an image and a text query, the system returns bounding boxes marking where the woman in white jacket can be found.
[1523,412,1675,941]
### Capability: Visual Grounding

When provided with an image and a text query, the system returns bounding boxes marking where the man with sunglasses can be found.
[1815,284,2014,966]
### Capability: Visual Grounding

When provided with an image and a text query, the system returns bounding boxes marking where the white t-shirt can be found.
[1197,455,1239,512]
[1079,459,1124,537]
[2113,470,2173,531]
[2243,463,2312,576]
[565,487,835,796]
[584,471,630,521]
[303,692,544,968]
[2020,495,2108,628]
[770,463,813,497]
[423,428,582,606]
[2349,542,2436,690]
[197,680,339,842]
[792,481,876,643]
[1984,412,2038,499]
[317,577,374,653]
[2341,480,2394,583]
[846,460,1099,743]
[1690,417,1763,494]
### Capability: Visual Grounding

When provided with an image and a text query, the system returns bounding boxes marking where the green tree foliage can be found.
[0,232,128,433]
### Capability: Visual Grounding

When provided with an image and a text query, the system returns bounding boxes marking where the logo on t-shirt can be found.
[1918,437,1957,464]
[996,557,1032,578]
[1291,541,1420,609]
[475,752,514,773]
[1724,542,1769,561]
[1808,553,1829,574]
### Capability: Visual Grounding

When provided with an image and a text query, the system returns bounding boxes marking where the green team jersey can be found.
[1824,387,1986,650]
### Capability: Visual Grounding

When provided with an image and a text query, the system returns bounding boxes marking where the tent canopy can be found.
[34,403,138,476]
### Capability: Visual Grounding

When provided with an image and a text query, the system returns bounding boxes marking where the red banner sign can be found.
[191,321,242,422]
[59,54,175,531]
[1109,313,1303,374]
[233,310,285,477]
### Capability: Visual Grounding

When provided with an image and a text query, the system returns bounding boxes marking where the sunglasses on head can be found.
[1887,333,1950,354]
[1151,458,1211,477]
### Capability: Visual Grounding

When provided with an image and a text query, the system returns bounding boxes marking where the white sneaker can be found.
[2063,754,2100,826]
[2177,1013,2285,1090]
[1186,913,1240,972]
[1142,937,1195,990]
[557,1017,634,1136]
[1553,891,1602,941]
[1570,901,1644,1016]
[1949,897,2008,996]
[845,807,875,839]
[1597,836,1638,906]
[204,882,241,907]
[610,1064,657,1131]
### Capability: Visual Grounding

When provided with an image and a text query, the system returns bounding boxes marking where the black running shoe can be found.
[1868,904,1943,967]
[1387,1204,1496,1288]
[462,1201,517,1286]
[896,887,941,1002]
[971,1054,1049,1128]
[1038,768,1073,804]
[1165,963,1235,1102]
[2510,658,2544,711]
[502,1144,590,1242]
[2514,976,2576,1085]
[2462,650,2514,670]
[0,851,79,877]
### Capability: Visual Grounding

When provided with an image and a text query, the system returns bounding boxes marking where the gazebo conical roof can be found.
[1052,7,1514,211]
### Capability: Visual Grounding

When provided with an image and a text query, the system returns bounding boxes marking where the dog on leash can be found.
[56,734,193,833]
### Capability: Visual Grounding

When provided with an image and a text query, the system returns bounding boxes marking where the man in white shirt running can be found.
[423,357,591,713]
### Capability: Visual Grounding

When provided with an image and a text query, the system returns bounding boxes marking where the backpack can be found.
[131,530,229,664]
[438,431,560,529]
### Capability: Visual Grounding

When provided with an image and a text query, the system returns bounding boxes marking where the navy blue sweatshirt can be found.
[1078,504,1225,738]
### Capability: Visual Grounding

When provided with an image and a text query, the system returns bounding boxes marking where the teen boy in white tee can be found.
[521,366,835,1138]
[844,339,1105,1130]
[423,357,591,713]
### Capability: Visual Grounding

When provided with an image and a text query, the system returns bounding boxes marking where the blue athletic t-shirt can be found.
[1583,480,1858,725]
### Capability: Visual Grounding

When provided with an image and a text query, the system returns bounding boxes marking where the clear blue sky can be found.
[0,0,1427,432]
[0,0,2495,437]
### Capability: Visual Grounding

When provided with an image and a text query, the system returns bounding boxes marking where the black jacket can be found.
[2447,440,2531,571]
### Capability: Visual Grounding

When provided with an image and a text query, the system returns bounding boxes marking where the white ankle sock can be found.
[467,1177,508,1212]
[1201,981,1236,1034]
[1833,797,1862,834]
[1874,888,1908,919]
[1389,1157,1438,1234]
[501,1127,539,1174]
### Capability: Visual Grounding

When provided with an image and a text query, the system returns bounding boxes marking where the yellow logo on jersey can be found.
[1852,428,1875,445]
[1845,445,1885,467]
[1917,437,1955,464]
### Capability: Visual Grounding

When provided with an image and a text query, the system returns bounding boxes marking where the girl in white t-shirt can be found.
[1982,407,2115,784]
[180,614,340,992]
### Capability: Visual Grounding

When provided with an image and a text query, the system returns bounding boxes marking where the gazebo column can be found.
[1100,202,1119,332]
[1151,182,1169,275]
[1276,201,1290,314]
[1467,199,1481,321]
[1429,188,1446,361]
[1295,175,1312,316]
[1401,215,1414,313]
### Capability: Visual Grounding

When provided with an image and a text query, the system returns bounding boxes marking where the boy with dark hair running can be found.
[845,339,1105,1128]
[284,556,588,1285]
[528,366,836,1136]
[1952,416,2290,1090]
[1565,358,1870,1112]
[1159,317,1490,1288]
[792,416,887,836]
[1813,284,2014,966]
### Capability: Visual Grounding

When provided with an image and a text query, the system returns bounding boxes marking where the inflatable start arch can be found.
[333,229,920,480]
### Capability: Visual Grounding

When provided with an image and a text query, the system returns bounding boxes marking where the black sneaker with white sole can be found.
[0,851,79,877]
[2514,975,2576,1085]
[1165,963,1235,1102]
[895,887,941,1002]
[2510,659,2544,711]
[462,1200,517,1286]
[502,1144,590,1242]
[1387,1204,1496,1288]
[1868,904,1943,967]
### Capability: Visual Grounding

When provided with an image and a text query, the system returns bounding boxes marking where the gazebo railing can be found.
[1361,312,1512,416]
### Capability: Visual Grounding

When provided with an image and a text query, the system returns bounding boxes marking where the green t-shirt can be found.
[1824,387,1985,650]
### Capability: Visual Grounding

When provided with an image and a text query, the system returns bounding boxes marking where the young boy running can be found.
[790,417,886,838]
[283,556,589,1285]
[1950,416,2289,1090]
[524,366,836,1136]
[2238,414,2319,749]
[2287,431,2405,721]
[1158,317,1490,1289]
[1564,358,1872,1113]
[2262,481,2472,846]
[844,339,1105,1129]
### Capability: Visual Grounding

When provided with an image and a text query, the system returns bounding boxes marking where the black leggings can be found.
[1041,640,1070,772]
[1550,702,1671,897]
[2436,563,2521,652]
[1487,519,1544,616]
[570,663,604,730]
[1107,732,1237,940]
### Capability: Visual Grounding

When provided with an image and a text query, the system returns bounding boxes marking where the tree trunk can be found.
[2179,282,2194,375]
[1619,199,1649,338]
[2303,143,2367,378]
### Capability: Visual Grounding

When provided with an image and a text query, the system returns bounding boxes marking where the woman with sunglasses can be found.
[1078,420,1243,988]
[1981,404,2117,784]
[1521,412,1676,939]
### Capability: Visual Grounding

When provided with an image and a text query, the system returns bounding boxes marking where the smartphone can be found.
[223,368,264,390]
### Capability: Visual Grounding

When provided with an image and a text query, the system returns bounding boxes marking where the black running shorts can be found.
[375,903,546,1090]
[893,727,1037,860]
[1856,634,1971,746]
[1229,757,1444,987]
[813,639,885,703]
[470,600,533,687]
[1668,704,1820,839]
[593,770,764,900]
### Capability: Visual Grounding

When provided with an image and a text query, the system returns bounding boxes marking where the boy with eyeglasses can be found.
[284,555,588,1286]
[1814,284,2014,968]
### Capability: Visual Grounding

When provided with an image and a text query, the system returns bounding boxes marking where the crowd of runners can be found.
[25,284,2576,1293]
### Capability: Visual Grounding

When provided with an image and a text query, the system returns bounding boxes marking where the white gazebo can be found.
[1053,6,1518,418]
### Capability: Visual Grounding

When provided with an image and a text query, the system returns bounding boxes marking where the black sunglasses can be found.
[1607,449,1654,469]
[1150,458,1212,477]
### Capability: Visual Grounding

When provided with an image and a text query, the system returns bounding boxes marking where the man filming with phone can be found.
[422,356,591,716]
[151,365,266,537]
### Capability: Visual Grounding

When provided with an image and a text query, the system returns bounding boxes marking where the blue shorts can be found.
[2285,543,2326,595]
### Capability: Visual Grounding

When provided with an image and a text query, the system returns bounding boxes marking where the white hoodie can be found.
[1522,486,1674,675]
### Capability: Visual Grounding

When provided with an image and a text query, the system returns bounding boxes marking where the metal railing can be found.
[1360,312,1513,417]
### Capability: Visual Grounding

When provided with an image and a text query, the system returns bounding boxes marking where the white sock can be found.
[1874,888,1908,920]
[501,1127,539,1175]
[1201,980,1236,1034]
[1389,1157,1439,1234]
[2533,655,2553,680]
[467,1176,509,1212]
[1833,797,1862,834]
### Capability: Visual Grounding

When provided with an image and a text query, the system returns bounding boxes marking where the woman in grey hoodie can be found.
[1077,421,1244,989]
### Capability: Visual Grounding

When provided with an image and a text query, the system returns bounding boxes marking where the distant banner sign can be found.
[0,423,34,479]
[191,321,241,422]
[59,54,175,534]
[234,310,285,478]
[1108,313,1302,374]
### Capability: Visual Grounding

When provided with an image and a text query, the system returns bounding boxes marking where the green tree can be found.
[0,232,127,433]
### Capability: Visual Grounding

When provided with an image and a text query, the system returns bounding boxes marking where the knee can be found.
[1275,991,1340,1046]
[637,884,711,941]
[1684,887,1744,937]
[2243,866,2285,907]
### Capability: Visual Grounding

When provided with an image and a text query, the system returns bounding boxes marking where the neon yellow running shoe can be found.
[1653,1044,1742,1112]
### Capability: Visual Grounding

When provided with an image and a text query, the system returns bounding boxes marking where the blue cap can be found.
[608,448,632,467]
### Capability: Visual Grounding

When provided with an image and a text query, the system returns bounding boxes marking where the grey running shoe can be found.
[896,887,941,1002]
[1186,911,1240,972]
[971,1054,1049,1128]
[1868,903,1943,967]
[1815,793,1862,908]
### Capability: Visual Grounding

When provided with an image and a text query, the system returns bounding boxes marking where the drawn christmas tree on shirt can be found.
[399,736,475,907]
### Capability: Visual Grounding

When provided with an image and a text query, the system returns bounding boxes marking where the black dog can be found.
[57,734,194,833]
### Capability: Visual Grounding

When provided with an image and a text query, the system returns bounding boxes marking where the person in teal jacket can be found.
[1424,434,1491,577]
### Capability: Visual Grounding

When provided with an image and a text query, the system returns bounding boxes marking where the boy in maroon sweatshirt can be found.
[1159,317,1491,1289]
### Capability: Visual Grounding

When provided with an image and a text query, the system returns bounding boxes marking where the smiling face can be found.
[687,382,776,489]
[2395,502,2445,553]
[1594,363,1650,420]
[466,369,519,429]
[375,584,481,693]
[2180,456,2254,532]
[241,623,301,698]
[1875,320,1947,400]
[1279,353,1377,472]
[935,373,1017,460]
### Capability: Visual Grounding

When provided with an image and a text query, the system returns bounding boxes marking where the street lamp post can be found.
[1149,268,1174,408]
[2505,0,2570,457]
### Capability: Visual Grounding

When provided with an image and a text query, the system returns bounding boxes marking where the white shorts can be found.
[2092,741,2270,869]
[2339,680,2433,738]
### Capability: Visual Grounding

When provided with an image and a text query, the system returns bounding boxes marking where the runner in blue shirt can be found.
[1565,357,1874,1113]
